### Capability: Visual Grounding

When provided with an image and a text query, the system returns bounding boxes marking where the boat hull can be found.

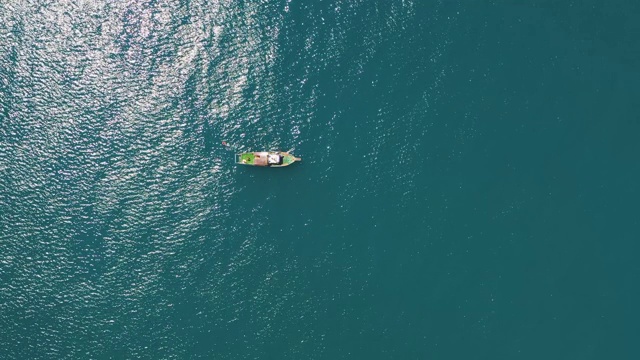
[236,151,301,167]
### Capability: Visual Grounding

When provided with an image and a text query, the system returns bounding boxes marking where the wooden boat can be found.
[235,151,301,167]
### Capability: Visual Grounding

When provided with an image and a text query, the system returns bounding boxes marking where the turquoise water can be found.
[1,1,639,358]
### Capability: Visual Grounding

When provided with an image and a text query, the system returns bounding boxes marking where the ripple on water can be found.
[0,0,457,358]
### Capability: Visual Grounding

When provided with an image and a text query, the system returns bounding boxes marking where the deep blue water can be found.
[1,1,640,359]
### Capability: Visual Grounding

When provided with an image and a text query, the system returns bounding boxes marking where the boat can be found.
[235,151,301,167]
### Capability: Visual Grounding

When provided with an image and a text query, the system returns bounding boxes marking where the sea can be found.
[1,1,639,359]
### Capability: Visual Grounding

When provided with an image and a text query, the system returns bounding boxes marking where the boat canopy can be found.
[267,154,281,164]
